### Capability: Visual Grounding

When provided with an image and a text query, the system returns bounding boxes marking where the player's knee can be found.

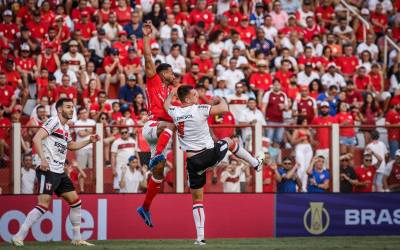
[37,195,51,208]
[152,164,165,179]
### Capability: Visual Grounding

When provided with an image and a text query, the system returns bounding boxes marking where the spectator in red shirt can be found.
[71,0,95,23]
[249,59,272,104]
[303,16,325,43]
[26,10,49,41]
[371,3,388,36]
[37,42,60,74]
[122,47,142,78]
[274,59,293,93]
[292,87,317,124]
[82,79,99,107]
[337,44,359,79]
[15,43,38,89]
[0,72,16,113]
[0,104,11,164]
[182,63,200,87]
[262,152,277,193]
[103,48,126,92]
[89,91,112,120]
[0,10,19,43]
[223,1,242,29]
[386,103,400,159]
[192,51,214,78]
[345,81,363,107]
[353,66,371,92]
[189,0,215,33]
[262,79,288,146]
[359,92,381,145]
[353,148,382,192]
[188,33,208,59]
[336,101,356,155]
[56,74,77,104]
[238,16,256,46]
[54,15,71,44]
[114,0,132,26]
[315,0,336,28]
[74,11,97,41]
[38,74,58,104]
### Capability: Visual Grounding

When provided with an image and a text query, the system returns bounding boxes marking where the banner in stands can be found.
[0,194,274,242]
[276,193,400,237]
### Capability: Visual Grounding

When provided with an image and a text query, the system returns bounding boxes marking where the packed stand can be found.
[1,0,400,194]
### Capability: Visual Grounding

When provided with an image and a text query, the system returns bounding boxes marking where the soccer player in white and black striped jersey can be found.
[165,86,264,245]
[11,98,100,247]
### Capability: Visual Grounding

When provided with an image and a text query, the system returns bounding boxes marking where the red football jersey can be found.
[146,74,172,122]
[354,165,376,192]
[311,115,336,149]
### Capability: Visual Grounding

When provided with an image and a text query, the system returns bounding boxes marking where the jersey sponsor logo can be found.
[176,114,193,121]
[303,202,330,235]
[117,143,136,150]
[54,141,67,155]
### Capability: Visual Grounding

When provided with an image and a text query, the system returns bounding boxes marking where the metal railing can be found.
[340,0,371,42]
[384,35,400,69]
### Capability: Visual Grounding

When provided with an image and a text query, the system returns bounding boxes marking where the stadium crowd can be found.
[1,0,400,194]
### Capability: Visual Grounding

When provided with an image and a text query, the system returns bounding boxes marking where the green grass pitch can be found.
[1,236,400,249]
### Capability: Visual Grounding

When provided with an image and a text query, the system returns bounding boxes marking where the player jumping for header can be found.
[164,85,264,245]
[11,98,100,247]
[136,21,176,227]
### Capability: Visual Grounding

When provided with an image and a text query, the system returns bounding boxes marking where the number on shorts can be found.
[177,121,184,138]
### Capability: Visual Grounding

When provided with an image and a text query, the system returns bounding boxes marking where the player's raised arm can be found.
[67,134,100,151]
[164,88,177,111]
[143,21,156,78]
[209,96,229,116]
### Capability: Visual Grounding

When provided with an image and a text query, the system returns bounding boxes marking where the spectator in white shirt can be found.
[221,159,247,193]
[357,33,379,60]
[165,44,186,75]
[102,11,123,42]
[119,155,147,193]
[111,128,139,191]
[74,107,96,169]
[224,30,246,56]
[368,0,393,13]
[221,58,245,90]
[366,130,389,192]
[227,46,249,69]
[21,154,36,194]
[54,60,78,86]
[213,76,234,98]
[321,63,346,89]
[226,82,249,122]
[238,98,266,150]
[88,28,111,59]
[262,15,278,42]
[280,31,304,57]
[159,14,184,41]
[297,63,320,87]
[61,40,86,77]
[332,18,355,44]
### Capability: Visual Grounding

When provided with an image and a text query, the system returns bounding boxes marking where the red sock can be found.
[155,129,173,155]
[142,176,163,210]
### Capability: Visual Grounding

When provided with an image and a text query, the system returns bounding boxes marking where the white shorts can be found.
[142,120,171,157]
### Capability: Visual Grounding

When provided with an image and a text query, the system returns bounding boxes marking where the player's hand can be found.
[142,21,153,37]
[89,134,100,143]
[39,159,49,171]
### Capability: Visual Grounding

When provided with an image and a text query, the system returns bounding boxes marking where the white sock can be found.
[69,200,82,241]
[232,144,258,167]
[192,202,205,241]
[15,205,47,240]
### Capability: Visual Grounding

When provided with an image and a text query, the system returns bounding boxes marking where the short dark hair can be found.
[55,98,73,110]
[78,107,87,114]
[177,85,194,102]
[37,105,45,111]
[371,130,380,140]
[156,63,172,74]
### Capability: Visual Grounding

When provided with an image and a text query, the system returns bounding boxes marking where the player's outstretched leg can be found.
[148,128,173,170]
[224,138,265,171]
[12,203,48,246]
[137,163,164,227]
[191,188,206,245]
[62,192,95,246]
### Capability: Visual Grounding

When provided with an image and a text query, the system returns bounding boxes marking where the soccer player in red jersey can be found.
[137,21,176,227]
